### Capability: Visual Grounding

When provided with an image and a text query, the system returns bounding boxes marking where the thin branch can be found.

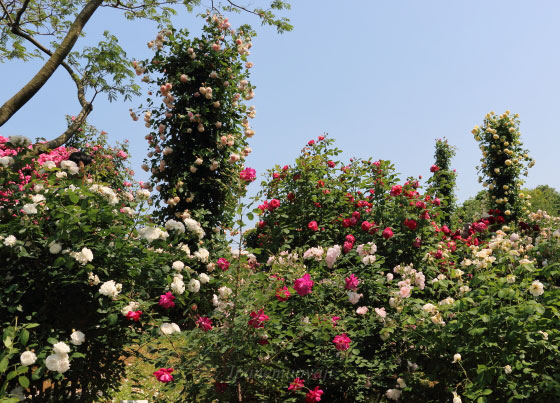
[226,0,262,17]
[13,0,30,27]
[11,25,88,108]
[0,0,103,127]
[0,0,14,24]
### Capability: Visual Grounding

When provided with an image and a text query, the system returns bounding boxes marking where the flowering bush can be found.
[135,15,258,238]
[0,137,214,400]
[473,111,534,222]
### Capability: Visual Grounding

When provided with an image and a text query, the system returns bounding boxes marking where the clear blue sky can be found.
[2,1,559,202]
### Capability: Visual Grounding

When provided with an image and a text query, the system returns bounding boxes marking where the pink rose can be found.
[153,368,174,383]
[333,333,352,351]
[390,185,402,197]
[217,258,230,271]
[305,386,324,402]
[159,292,175,309]
[288,377,305,391]
[197,316,213,331]
[345,274,360,291]
[294,274,314,296]
[276,286,291,302]
[308,221,319,231]
[240,167,257,182]
[126,310,142,322]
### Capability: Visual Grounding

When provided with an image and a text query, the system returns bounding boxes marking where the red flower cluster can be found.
[153,368,174,383]
[159,292,175,309]
[217,257,230,270]
[248,309,270,328]
[197,316,213,331]
[126,310,142,321]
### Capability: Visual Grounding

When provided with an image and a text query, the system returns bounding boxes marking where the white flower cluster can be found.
[90,184,119,205]
[171,274,186,294]
[165,219,185,233]
[184,218,205,239]
[357,242,377,265]
[325,245,341,268]
[194,248,210,263]
[138,226,169,242]
[213,286,233,313]
[303,246,324,261]
[266,250,300,266]
[121,301,140,316]
[45,342,71,373]
[60,160,80,175]
[71,247,94,265]
[99,280,122,298]
[136,189,151,200]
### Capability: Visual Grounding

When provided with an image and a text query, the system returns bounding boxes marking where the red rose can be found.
[382,227,394,239]
[308,221,319,231]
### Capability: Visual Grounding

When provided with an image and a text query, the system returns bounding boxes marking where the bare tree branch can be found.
[0,0,103,127]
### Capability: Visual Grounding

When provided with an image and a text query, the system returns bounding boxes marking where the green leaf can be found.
[47,337,58,345]
[3,337,12,348]
[18,375,29,388]
[68,192,79,204]
[0,356,9,373]
[20,330,29,346]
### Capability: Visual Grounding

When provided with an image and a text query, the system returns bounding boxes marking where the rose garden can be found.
[1,2,559,402]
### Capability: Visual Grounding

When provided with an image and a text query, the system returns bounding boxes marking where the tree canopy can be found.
[0,0,291,149]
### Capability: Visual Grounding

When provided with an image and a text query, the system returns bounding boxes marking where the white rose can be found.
[99,280,122,298]
[199,273,210,284]
[188,279,201,293]
[529,280,544,297]
[386,389,402,400]
[160,322,181,335]
[53,342,70,355]
[49,242,62,254]
[22,203,37,214]
[172,261,185,271]
[42,161,56,170]
[20,351,37,366]
[31,194,45,203]
[170,277,185,294]
[3,235,16,247]
[452,353,461,363]
[70,331,85,346]
[0,156,15,167]
[347,291,362,305]
[45,353,70,373]
[55,171,67,179]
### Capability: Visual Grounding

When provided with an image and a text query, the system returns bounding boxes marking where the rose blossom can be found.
[345,273,360,290]
[288,377,305,391]
[294,273,314,296]
[159,292,175,309]
[153,368,174,383]
[332,333,352,351]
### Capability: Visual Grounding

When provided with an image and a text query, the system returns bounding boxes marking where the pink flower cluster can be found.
[294,273,314,296]
[153,367,174,383]
[333,333,352,351]
[217,258,230,270]
[239,167,256,182]
[159,292,175,309]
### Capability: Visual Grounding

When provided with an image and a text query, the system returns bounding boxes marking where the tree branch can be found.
[14,0,30,27]
[0,0,103,127]
[11,25,88,108]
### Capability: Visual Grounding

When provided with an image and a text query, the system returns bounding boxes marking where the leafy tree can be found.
[0,0,291,149]
[427,138,457,226]
[524,185,560,216]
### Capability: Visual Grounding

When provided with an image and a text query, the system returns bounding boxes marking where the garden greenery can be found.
[1,14,559,403]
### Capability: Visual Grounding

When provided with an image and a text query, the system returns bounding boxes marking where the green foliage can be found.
[427,138,457,226]
[524,185,560,216]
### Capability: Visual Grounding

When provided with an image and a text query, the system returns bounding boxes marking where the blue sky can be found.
[1,0,559,202]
